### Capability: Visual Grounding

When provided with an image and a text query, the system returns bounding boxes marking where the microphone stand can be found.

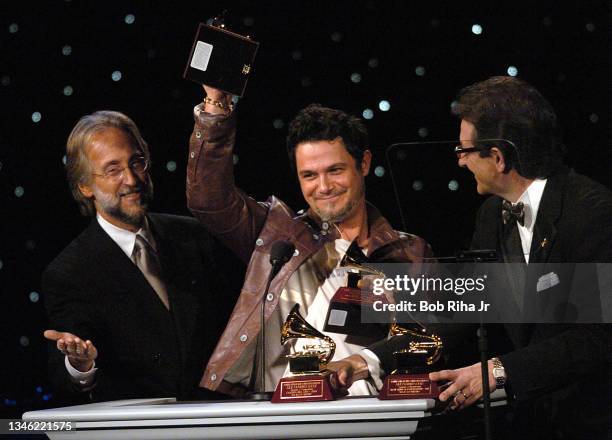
[250,268,277,401]
[250,240,295,401]
[456,249,496,440]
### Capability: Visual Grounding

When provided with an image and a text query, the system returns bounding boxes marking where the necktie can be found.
[132,234,170,310]
[502,200,525,226]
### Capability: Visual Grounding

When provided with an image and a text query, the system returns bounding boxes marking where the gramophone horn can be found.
[281,304,336,364]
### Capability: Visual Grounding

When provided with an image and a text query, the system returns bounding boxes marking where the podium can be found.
[22,396,435,439]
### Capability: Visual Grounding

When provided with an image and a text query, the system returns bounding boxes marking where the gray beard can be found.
[95,178,153,228]
[104,200,148,227]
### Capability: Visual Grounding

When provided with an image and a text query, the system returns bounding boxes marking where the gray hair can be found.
[65,110,151,216]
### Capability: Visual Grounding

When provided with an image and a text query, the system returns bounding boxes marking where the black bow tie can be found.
[502,200,525,226]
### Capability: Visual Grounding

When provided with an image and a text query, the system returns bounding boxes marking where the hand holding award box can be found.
[184,13,259,97]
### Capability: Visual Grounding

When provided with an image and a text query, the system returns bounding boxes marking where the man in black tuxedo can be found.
[43,111,233,403]
[333,77,612,439]
[426,77,611,438]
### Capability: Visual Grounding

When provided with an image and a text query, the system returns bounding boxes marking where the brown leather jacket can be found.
[187,104,431,393]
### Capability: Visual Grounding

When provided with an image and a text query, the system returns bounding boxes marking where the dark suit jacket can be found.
[371,168,612,438]
[472,168,612,438]
[43,213,236,403]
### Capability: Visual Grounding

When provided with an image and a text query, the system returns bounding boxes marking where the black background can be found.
[1,0,609,417]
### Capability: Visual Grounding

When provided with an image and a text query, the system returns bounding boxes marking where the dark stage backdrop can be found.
[1,0,609,417]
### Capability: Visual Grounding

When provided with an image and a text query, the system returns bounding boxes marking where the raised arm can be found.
[186,86,268,263]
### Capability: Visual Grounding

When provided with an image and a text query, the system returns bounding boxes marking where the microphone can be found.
[269,240,295,276]
[250,240,295,401]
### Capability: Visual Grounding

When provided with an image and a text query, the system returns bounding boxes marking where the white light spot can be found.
[291,50,302,61]
[63,85,73,96]
[61,45,72,56]
[362,108,374,120]
[378,100,391,112]
[29,292,40,303]
[243,17,254,27]
[448,180,459,191]
[15,186,25,197]
[62,155,67,165]
[31,112,42,123]
[1,76,10,86]
[507,66,518,77]
[8,23,19,34]
[585,22,595,32]
[374,166,385,177]
[589,113,599,123]
[301,77,312,87]
[232,154,239,165]
[418,127,429,138]
[166,161,177,172]
[368,58,379,68]
[450,100,458,110]
[20,336,30,347]
[415,66,426,76]
[273,119,284,130]
[331,32,343,42]
[124,14,135,25]
[111,71,122,81]
[471,24,482,35]
[412,180,424,191]
[350,73,362,83]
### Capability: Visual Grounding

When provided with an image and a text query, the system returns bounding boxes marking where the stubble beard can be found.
[315,179,365,224]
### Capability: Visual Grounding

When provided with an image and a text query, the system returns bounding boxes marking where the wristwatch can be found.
[491,357,506,389]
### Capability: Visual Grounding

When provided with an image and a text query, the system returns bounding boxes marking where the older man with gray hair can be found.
[43,110,233,403]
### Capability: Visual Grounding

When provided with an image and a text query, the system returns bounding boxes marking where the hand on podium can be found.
[326,354,370,396]
[44,330,98,372]
[429,360,496,410]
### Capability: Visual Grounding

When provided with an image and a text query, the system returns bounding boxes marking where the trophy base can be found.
[271,371,335,403]
[378,373,440,400]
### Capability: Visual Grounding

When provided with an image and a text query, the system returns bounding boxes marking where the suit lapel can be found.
[528,171,566,264]
[147,214,205,365]
[82,219,170,313]
[521,171,566,326]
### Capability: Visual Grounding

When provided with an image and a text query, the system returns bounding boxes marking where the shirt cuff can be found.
[65,355,97,388]
[360,349,384,390]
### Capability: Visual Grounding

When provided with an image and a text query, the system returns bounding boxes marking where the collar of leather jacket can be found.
[297,201,407,257]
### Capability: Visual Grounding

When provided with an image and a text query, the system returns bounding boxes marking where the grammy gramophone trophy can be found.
[183,11,259,96]
[323,240,389,340]
[378,323,443,399]
[271,304,337,403]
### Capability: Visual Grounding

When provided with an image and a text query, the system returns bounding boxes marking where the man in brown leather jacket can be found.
[186,86,430,397]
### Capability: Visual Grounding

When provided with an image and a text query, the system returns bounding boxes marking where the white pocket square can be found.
[536,272,560,292]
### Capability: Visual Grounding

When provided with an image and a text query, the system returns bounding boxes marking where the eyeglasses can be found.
[454,145,488,156]
[91,156,149,181]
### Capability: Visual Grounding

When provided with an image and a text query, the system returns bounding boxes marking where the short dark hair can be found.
[286,104,369,170]
[452,76,565,178]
